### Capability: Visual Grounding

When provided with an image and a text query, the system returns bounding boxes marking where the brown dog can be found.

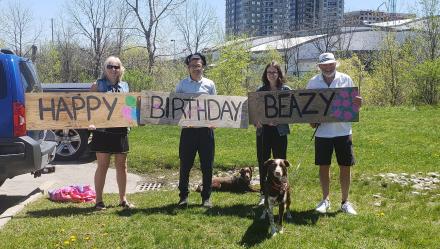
[196,167,258,193]
[260,159,291,236]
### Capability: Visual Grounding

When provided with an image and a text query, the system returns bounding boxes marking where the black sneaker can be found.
[94,201,106,211]
[202,198,213,208]
[178,197,188,207]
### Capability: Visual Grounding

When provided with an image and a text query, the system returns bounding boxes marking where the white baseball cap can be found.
[318,52,337,65]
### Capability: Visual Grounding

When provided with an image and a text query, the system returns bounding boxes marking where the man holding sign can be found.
[307,53,362,215]
[176,53,216,208]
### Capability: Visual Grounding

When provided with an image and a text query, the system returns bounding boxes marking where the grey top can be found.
[175,76,216,95]
[256,84,291,136]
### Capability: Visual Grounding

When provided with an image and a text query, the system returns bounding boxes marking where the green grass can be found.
[1,106,439,248]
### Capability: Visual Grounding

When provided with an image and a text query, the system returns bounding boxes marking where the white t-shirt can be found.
[306,72,354,138]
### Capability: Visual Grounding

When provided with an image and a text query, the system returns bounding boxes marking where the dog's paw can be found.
[270,226,278,237]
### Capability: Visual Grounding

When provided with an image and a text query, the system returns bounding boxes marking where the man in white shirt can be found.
[306,52,362,215]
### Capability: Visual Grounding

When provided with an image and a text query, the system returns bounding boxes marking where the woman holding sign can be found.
[88,56,134,210]
[255,61,291,206]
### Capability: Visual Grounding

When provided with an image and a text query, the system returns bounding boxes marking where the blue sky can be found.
[12,0,417,28]
[1,0,417,45]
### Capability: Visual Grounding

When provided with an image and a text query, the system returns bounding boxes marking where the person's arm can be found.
[210,81,217,95]
[90,81,98,92]
[348,76,362,107]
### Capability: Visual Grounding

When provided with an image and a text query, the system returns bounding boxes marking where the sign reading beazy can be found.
[140,91,249,128]
[247,87,359,124]
[25,93,139,130]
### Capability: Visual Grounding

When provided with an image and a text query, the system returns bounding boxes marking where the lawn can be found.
[0,106,439,248]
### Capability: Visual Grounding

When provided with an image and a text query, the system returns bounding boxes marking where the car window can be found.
[0,62,6,99]
[19,61,41,93]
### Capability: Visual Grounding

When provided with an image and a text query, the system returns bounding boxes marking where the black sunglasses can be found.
[106,64,120,70]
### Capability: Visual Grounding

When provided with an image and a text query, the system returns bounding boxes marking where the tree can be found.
[0,0,40,56]
[125,0,186,74]
[206,38,251,96]
[173,0,218,54]
[366,34,415,106]
[417,0,440,60]
[409,58,440,105]
[68,0,116,78]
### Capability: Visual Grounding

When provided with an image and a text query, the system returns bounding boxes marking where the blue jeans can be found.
[178,128,215,201]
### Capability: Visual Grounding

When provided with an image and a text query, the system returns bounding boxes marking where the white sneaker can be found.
[341,201,358,215]
[315,199,330,213]
[258,194,265,206]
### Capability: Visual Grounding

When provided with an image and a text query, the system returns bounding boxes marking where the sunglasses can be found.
[106,64,120,70]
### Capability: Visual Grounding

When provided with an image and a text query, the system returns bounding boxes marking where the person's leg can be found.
[314,137,333,213]
[94,152,111,204]
[178,129,197,201]
[198,128,215,203]
[114,153,128,204]
[272,135,288,159]
[339,165,351,202]
[319,165,331,200]
[257,127,273,195]
[334,135,356,203]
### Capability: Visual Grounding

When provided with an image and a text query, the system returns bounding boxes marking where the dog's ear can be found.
[264,159,275,167]
[283,159,290,168]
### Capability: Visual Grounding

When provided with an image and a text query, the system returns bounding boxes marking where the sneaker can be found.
[119,200,135,210]
[202,198,213,208]
[94,201,106,211]
[341,201,358,215]
[315,199,330,214]
[258,194,265,206]
[178,197,188,207]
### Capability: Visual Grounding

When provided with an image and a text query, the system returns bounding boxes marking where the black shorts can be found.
[90,128,129,154]
[314,135,355,166]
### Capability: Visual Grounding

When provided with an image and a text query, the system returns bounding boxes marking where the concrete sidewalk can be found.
[0,162,143,196]
[0,162,143,227]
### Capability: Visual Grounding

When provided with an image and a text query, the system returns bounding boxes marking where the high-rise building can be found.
[225,0,344,36]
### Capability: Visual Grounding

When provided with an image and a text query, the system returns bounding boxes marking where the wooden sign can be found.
[140,91,249,128]
[25,92,140,130]
[248,87,359,124]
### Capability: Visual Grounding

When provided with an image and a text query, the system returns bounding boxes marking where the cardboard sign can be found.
[25,92,140,130]
[140,91,249,128]
[248,87,359,124]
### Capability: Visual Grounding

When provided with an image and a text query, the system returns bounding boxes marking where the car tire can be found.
[53,129,90,161]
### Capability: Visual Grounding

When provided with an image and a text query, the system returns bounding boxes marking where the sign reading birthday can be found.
[140,91,249,128]
[25,93,139,130]
[247,87,359,124]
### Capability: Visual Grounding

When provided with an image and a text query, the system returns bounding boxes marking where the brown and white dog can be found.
[196,167,258,193]
[260,159,292,236]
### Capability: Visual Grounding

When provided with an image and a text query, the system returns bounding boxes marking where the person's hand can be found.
[208,125,216,129]
[88,124,96,130]
[309,123,319,128]
[353,96,363,107]
[268,122,276,126]
[254,121,262,129]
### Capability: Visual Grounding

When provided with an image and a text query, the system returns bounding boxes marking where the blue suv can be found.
[0,49,57,186]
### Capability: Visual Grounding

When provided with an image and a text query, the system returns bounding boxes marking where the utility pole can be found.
[51,18,54,44]
[171,39,176,60]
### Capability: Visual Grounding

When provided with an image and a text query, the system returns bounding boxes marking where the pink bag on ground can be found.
[49,185,96,203]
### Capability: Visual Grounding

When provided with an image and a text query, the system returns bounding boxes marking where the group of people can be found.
[88,52,362,215]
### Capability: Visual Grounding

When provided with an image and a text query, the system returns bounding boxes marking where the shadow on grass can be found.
[116,203,183,217]
[240,216,271,248]
[287,209,339,226]
[26,206,94,217]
